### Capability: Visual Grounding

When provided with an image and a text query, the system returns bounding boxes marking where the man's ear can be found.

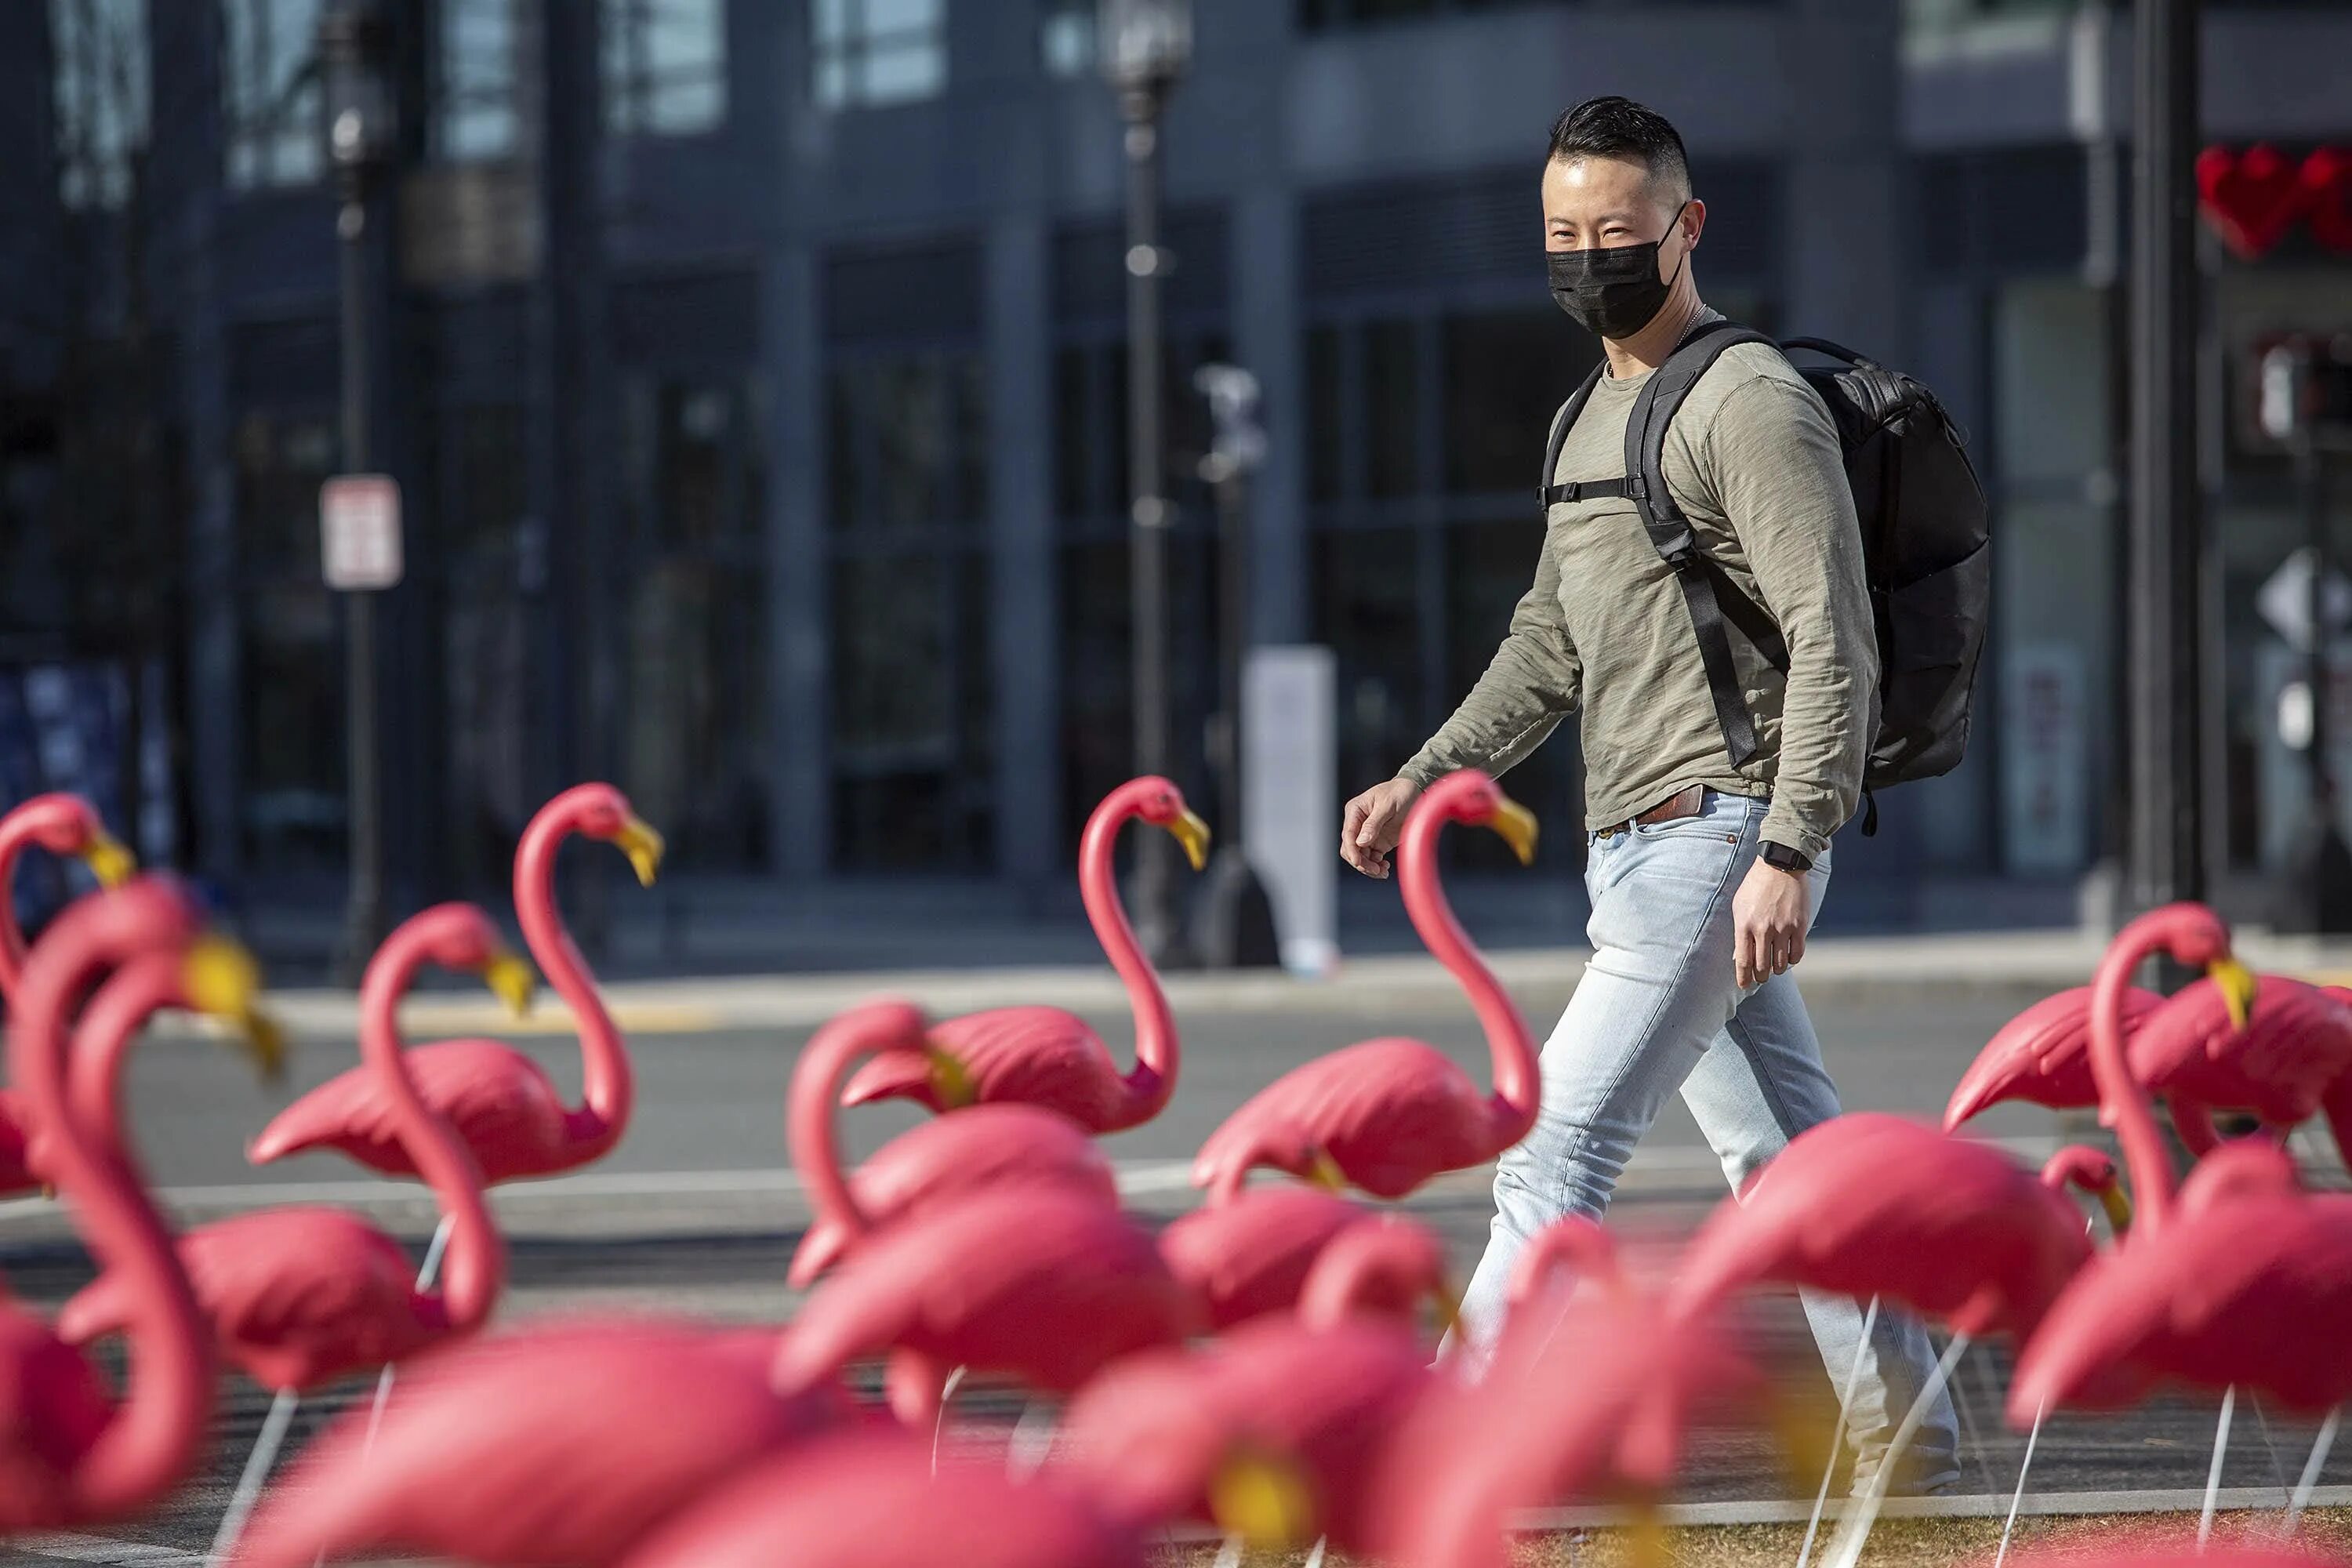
[1681,197,1707,254]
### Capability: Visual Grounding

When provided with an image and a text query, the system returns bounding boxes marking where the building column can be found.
[765,241,829,883]
[986,215,1061,901]
[1778,0,1905,359]
[1232,183,1305,646]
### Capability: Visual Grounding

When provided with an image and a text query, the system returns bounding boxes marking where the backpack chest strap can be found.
[1540,476,1637,506]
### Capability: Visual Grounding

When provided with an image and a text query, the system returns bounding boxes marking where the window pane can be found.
[49,0,149,209]
[1443,308,1592,495]
[1313,527,1423,794]
[603,0,727,136]
[833,552,950,757]
[234,413,344,873]
[861,38,946,104]
[1445,520,1576,872]
[436,0,520,161]
[224,0,324,189]
[865,0,942,33]
[1054,345,1094,519]
[1364,319,1420,499]
[1060,539,1131,851]
[826,364,864,531]
[1307,325,1343,505]
[1041,7,1094,75]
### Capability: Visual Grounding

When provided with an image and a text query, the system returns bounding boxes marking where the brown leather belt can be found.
[1595,785,1708,839]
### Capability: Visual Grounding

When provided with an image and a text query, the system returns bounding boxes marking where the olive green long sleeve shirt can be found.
[1398,326,1878,864]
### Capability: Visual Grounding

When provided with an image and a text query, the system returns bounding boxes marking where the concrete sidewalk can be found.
[226,926,2352,1039]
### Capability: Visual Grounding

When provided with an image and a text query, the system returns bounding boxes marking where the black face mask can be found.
[1545,201,1691,339]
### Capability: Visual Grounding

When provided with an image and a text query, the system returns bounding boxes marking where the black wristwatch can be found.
[1759,840,1813,874]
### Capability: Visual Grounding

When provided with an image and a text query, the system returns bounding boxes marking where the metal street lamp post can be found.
[1102,0,1192,965]
[322,0,395,981]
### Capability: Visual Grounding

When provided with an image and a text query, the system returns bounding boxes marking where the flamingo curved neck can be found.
[1397,806,1538,1142]
[1505,1218,1626,1315]
[786,1011,896,1245]
[1298,1227,1435,1330]
[2089,918,2178,1236]
[360,933,506,1333]
[9,918,209,1517]
[0,812,43,1004]
[1078,795,1175,1122]
[516,810,630,1158]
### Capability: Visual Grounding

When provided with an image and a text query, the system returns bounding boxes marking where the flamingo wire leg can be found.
[210,1386,300,1566]
[353,1214,455,1464]
[930,1365,968,1477]
[2283,1408,2339,1537]
[2199,1386,2238,1548]
[1795,1295,1878,1568]
[2250,1394,2295,1504]
[1005,1399,1057,1479]
[1301,1536,1328,1568]
[1818,1330,1970,1568]
[1209,1535,1244,1568]
[1993,1398,2046,1568]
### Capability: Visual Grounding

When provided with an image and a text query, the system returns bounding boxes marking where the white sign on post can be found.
[2000,642,2089,875]
[320,474,404,590]
[1243,645,1338,978]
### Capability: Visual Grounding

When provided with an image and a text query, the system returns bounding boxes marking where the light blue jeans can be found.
[1454,788,1962,1494]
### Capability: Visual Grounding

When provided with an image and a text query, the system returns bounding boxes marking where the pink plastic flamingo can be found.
[2126,971,2352,1163]
[1374,1217,1761,1568]
[613,1428,1145,1568]
[772,1185,1198,1428]
[227,1317,852,1568]
[0,878,269,1531]
[786,1000,1116,1289]
[1056,1216,1454,1553]
[248,782,659,1182]
[63,903,519,1559]
[2009,906,2352,1423]
[0,792,133,1196]
[1192,770,1539,1201]
[1944,985,2228,1150]
[1155,1185,1375,1330]
[836,776,1207,1132]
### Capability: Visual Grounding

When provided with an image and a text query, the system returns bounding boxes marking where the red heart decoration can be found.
[2299,147,2352,256]
[2198,144,2309,260]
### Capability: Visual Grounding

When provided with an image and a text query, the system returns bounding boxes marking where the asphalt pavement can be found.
[5,974,2349,1565]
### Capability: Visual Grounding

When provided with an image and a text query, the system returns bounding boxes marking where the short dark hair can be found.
[1547,96,1691,209]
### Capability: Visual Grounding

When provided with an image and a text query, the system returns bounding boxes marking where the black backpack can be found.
[1539,320,1990,834]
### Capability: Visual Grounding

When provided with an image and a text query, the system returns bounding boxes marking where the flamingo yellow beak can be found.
[2207,956,2258,1032]
[2098,1180,2134,1239]
[1486,797,1540,866]
[1207,1448,1317,1549]
[611,815,666,888]
[1164,808,1212,873]
[480,950,538,1019]
[181,935,287,1083]
[79,831,136,889]
[925,1040,977,1110]
[1308,1149,1348,1192]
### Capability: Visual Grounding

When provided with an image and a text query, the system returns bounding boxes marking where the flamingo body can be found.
[2128,975,2352,1141]
[616,1430,1143,1568]
[2008,1176,2352,1421]
[1155,1185,1368,1329]
[1194,1039,1510,1202]
[1191,772,1539,1205]
[0,1306,115,1525]
[1944,985,2164,1126]
[1669,1112,2090,1341]
[787,1103,1116,1288]
[231,1318,848,1568]
[249,1038,579,1183]
[0,1091,32,1196]
[61,1209,438,1392]
[840,1007,1145,1130]
[1058,1218,1450,1550]
[774,1187,1196,1423]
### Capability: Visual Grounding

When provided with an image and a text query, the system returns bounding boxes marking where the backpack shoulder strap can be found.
[1624,319,1782,768]
[1537,360,1611,510]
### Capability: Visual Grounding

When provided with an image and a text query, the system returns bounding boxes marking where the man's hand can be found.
[1732,857,1810,988]
[1340,779,1422,880]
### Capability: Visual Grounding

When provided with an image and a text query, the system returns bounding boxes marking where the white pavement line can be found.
[1507,1484,2352,1532]
[0,1160,1204,1221]
[11,1536,207,1565]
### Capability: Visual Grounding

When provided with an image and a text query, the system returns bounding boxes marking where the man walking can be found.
[1338,96,1959,1492]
